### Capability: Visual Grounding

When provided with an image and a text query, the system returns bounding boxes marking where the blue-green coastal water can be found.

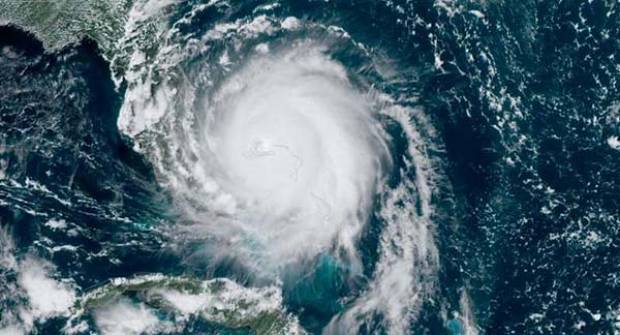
[0,1,619,334]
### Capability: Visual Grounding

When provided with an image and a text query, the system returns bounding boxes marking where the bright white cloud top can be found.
[194,45,389,265]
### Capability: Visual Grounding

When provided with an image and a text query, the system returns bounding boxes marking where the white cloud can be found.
[93,299,159,335]
[18,257,76,319]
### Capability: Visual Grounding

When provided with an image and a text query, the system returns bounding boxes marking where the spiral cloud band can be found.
[116,6,441,333]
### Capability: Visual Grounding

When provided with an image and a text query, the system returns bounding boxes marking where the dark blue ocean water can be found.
[1,1,619,334]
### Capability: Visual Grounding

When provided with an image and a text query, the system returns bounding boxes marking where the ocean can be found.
[0,1,619,334]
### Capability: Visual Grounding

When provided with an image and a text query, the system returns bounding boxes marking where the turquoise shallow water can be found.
[1,1,619,334]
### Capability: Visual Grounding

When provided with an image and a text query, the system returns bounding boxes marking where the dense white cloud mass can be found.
[189,46,389,264]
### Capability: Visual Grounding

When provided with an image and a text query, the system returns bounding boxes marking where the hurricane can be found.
[114,6,441,332]
[1,0,619,334]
